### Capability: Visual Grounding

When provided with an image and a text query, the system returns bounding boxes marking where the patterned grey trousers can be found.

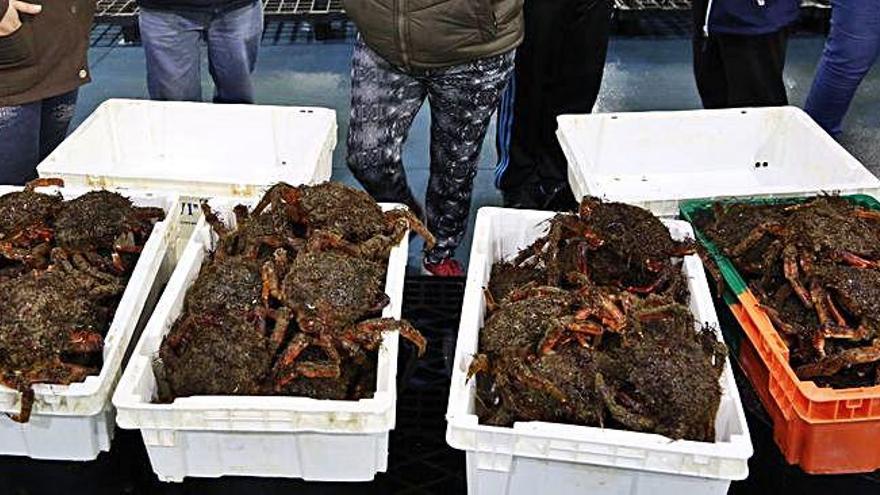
[347,39,515,264]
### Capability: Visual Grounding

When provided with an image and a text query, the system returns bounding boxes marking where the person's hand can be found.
[0,1,42,37]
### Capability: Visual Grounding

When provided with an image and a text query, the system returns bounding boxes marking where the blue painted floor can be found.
[72,28,880,270]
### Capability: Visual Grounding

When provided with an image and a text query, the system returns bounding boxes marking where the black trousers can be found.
[495,0,612,210]
[692,0,789,109]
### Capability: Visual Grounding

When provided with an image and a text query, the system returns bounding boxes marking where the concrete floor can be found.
[72,29,880,269]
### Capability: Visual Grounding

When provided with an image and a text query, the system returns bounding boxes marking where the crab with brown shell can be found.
[505,199,694,296]
[157,308,273,401]
[791,265,880,379]
[0,248,125,422]
[254,182,436,260]
[719,197,880,310]
[596,298,727,442]
[469,345,603,427]
[0,178,65,268]
[201,203,303,260]
[54,190,165,273]
[261,247,425,389]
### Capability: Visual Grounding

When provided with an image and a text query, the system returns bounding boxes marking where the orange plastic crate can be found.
[730,301,880,474]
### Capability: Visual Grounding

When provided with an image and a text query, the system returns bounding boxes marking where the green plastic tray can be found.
[679,194,880,297]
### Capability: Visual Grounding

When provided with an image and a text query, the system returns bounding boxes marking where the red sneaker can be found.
[422,258,465,277]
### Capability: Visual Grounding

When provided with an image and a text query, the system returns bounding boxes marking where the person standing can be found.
[692,0,800,109]
[0,0,94,185]
[804,1,880,138]
[344,0,523,277]
[136,0,263,103]
[495,0,612,211]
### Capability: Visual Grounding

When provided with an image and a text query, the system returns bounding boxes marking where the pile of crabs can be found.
[696,196,880,388]
[154,182,430,402]
[470,198,727,442]
[0,179,165,422]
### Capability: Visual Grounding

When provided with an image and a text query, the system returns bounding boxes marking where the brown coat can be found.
[0,0,95,107]
[343,0,524,70]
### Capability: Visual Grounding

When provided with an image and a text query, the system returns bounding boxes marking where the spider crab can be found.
[54,190,165,273]
[507,198,694,297]
[261,247,425,390]
[0,178,65,268]
[0,249,125,422]
[253,182,436,259]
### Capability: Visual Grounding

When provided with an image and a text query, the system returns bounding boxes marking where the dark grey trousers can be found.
[346,39,515,264]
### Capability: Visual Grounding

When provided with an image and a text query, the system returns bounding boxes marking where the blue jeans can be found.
[139,1,263,103]
[0,90,78,185]
[804,0,880,137]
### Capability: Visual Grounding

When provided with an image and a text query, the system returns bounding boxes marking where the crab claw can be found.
[387,208,436,250]
[467,354,491,380]
[347,318,427,357]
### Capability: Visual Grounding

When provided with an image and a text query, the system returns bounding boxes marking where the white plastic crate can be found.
[0,186,181,460]
[446,207,753,495]
[557,106,880,216]
[112,201,409,482]
[37,99,338,238]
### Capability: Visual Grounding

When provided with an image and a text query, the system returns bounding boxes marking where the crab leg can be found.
[24,177,64,192]
[386,209,436,250]
[347,318,427,357]
[268,307,291,357]
[839,251,880,270]
[260,260,284,305]
[824,293,849,328]
[272,334,313,389]
[758,304,798,336]
[729,222,786,257]
[467,354,491,380]
[796,340,880,379]
[853,209,880,222]
[784,244,813,308]
[7,389,35,423]
[295,361,342,379]
[483,288,499,313]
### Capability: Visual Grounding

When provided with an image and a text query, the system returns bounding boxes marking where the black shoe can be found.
[501,187,542,210]
[541,183,578,212]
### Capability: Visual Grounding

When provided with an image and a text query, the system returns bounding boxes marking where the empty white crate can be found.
[558,107,880,216]
[112,201,409,482]
[37,99,338,237]
[446,207,753,495]
[0,186,181,460]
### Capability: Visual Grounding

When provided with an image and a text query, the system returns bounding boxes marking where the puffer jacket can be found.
[0,0,95,106]
[343,0,524,70]
[702,0,800,36]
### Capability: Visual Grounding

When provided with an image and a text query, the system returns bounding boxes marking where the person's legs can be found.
[805,0,880,137]
[719,30,789,107]
[540,0,611,210]
[692,0,730,108]
[206,0,263,104]
[139,7,205,101]
[346,38,428,215]
[38,89,79,161]
[496,0,610,211]
[0,101,41,185]
[494,0,553,206]
[424,51,515,265]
